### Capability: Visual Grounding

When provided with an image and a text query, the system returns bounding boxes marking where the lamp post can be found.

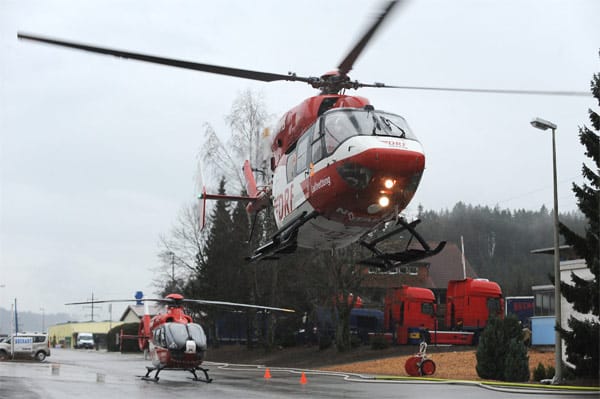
[530,117,562,384]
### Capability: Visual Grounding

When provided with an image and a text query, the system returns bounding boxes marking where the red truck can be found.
[384,278,504,345]
[384,285,436,345]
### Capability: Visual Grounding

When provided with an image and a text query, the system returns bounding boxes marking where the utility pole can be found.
[84,292,101,322]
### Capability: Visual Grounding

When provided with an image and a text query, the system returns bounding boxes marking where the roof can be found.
[530,245,581,261]
[119,304,164,322]
[424,242,478,289]
[361,241,478,290]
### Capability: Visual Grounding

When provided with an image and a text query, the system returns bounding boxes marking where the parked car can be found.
[0,333,51,361]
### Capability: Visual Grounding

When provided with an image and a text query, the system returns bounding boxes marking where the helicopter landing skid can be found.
[246,210,319,262]
[189,366,213,383]
[141,365,213,383]
[359,218,446,271]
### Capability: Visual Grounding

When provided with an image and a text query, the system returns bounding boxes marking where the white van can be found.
[0,333,51,361]
[75,332,94,349]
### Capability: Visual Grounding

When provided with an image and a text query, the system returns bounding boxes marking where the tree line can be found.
[416,203,585,296]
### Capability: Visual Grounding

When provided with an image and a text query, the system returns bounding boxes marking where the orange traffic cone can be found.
[264,368,272,379]
[299,372,307,385]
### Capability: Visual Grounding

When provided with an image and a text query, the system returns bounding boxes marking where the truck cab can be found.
[384,285,436,344]
[445,278,504,331]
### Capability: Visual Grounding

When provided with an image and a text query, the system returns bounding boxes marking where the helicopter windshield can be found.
[322,109,417,154]
[163,322,207,351]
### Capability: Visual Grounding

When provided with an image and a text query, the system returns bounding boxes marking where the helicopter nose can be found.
[374,147,425,176]
[337,148,425,189]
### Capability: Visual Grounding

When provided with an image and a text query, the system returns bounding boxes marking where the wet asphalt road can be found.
[0,348,594,398]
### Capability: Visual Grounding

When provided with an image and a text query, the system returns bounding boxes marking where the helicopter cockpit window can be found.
[154,327,167,347]
[164,322,189,350]
[322,109,417,154]
[163,322,208,351]
[187,323,207,350]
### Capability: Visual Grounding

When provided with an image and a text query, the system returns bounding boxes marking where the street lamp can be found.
[530,117,562,384]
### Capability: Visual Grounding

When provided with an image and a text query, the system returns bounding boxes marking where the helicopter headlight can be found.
[384,179,395,189]
[378,196,390,207]
[337,162,372,189]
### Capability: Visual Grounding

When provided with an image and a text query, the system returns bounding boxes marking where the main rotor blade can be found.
[18,32,311,84]
[361,82,591,97]
[337,0,400,77]
[183,299,295,313]
[65,298,166,305]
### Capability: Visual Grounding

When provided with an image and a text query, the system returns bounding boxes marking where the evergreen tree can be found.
[503,338,530,382]
[476,317,506,380]
[558,67,600,378]
[476,315,527,381]
[198,177,232,346]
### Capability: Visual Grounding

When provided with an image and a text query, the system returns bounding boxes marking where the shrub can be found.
[503,338,530,382]
[476,317,505,379]
[476,315,529,381]
[546,365,556,380]
[533,362,547,381]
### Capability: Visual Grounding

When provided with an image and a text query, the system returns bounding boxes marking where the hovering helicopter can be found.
[18,1,588,269]
[66,293,294,382]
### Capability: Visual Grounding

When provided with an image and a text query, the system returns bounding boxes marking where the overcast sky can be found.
[1,0,598,322]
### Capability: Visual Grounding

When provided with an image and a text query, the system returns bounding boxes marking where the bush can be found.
[503,338,530,382]
[533,362,547,381]
[476,315,528,381]
[546,365,556,380]
[476,317,505,379]
[370,334,389,350]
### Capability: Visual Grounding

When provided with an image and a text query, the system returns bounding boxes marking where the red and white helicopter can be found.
[18,1,587,269]
[67,293,294,382]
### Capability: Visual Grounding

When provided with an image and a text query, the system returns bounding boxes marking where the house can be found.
[119,303,164,323]
[529,246,598,361]
[362,241,479,303]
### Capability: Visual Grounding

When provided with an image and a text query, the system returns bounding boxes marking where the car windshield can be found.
[322,109,417,153]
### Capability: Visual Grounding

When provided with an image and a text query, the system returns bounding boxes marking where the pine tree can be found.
[503,338,530,382]
[198,177,232,346]
[476,315,527,381]
[476,317,505,379]
[558,66,600,378]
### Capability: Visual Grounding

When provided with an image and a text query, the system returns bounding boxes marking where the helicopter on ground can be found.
[66,293,294,382]
[18,1,588,270]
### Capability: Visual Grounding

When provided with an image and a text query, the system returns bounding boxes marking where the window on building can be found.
[535,290,555,316]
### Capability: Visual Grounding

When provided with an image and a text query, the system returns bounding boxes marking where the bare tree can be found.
[201,89,272,193]
[154,202,207,294]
